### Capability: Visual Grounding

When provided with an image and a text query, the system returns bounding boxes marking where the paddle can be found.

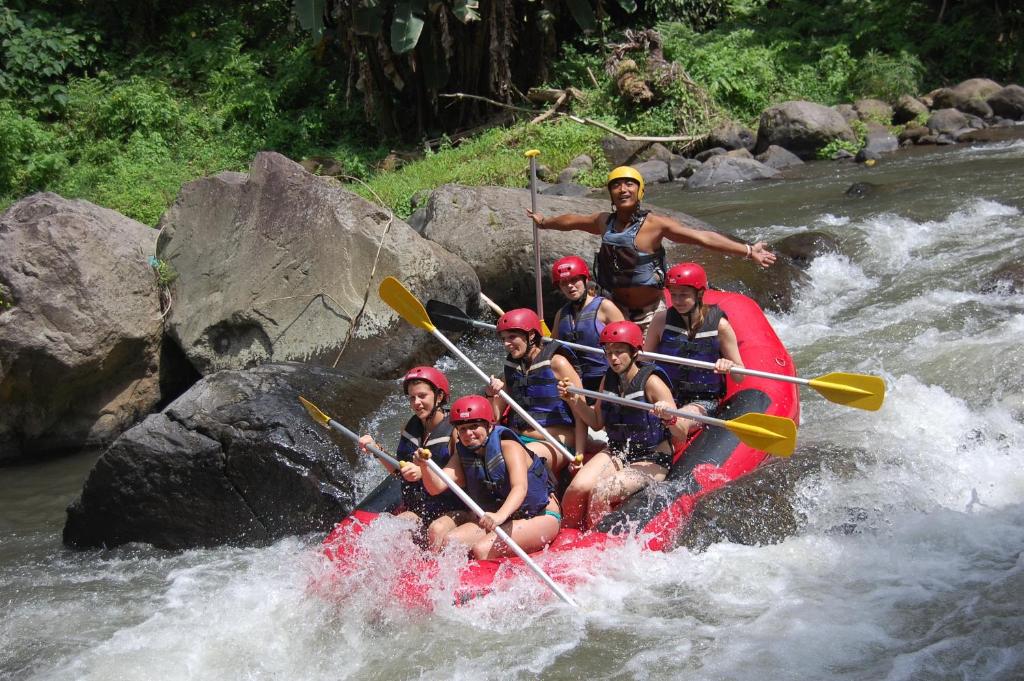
[566,386,797,457]
[426,300,885,412]
[525,149,552,338]
[299,396,578,608]
[300,396,404,469]
[380,277,578,466]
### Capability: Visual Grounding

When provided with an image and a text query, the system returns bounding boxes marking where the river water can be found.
[2,138,1023,680]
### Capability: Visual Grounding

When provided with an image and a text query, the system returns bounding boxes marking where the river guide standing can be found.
[527,166,776,332]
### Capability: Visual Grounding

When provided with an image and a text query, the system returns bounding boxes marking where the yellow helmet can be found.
[606,166,645,200]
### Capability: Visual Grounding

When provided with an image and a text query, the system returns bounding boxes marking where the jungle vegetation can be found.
[1,0,1020,222]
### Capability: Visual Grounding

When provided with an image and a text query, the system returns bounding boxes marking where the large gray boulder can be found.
[861,123,899,155]
[755,145,805,170]
[687,155,780,189]
[0,194,165,462]
[987,85,1024,120]
[932,78,1003,112]
[63,362,390,550]
[156,152,479,379]
[418,185,808,314]
[755,101,858,160]
[893,95,929,124]
[926,108,970,135]
[853,98,893,124]
[705,120,756,152]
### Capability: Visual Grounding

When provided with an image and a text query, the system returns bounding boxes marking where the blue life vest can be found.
[594,210,667,291]
[458,425,552,518]
[556,296,608,382]
[655,305,727,403]
[503,341,577,431]
[601,363,672,462]
[395,415,462,518]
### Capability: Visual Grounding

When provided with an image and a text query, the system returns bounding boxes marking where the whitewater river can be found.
[2,137,1023,680]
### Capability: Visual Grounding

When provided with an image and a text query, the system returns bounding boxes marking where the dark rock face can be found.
[63,362,390,550]
[987,85,1024,120]
[773,231,842,268]
[599,136,649,167]
[686,156,780,189]
[862,123,899,155]
[755,101,858,160]
[932,78,1003,112]
[0,194,164,462]
[676,445,860,551]
[926,108,970,135]
[633,159,670,185]
[893,95,929,124]
[979,260,1024,294]
[853,98,893,124]
[706,121,756,152]
[755,145,805,170]
[156,152,479,379]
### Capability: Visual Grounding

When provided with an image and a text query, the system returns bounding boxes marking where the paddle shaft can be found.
[427,327,576,465]
[479,292,505,317]
[568,385,730,431]
[418,454,577,608]
[528,153,544,324]
[322,415,403,469]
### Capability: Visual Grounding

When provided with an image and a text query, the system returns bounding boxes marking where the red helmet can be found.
[666,262,708,290]
[496,308,542,339]
[599,321,644,350]
[551,255,590,284]
[449,395,496,425]
[402,366,450,402]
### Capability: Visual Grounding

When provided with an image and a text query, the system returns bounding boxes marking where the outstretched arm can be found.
[526,210,606,236]
[655,215,776,268]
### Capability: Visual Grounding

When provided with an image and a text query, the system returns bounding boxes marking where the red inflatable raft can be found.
[320,289,798,605]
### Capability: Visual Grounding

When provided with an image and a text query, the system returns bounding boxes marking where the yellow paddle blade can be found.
[379,276,436,332]
[808,372,886,411]
[524,149,540,158]
[299,396,331,428]
[540,320,552,338]
[726,412,797,457]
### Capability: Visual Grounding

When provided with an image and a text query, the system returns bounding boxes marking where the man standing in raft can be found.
[550,255,625,393]
[416,395,561,559]
[528,166,777,331]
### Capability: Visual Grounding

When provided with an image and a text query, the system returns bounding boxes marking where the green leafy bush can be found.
[0,7,101,115]
[0,101,66,195]
[849,49,923,102]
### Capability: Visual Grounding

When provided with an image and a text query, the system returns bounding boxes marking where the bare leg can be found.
[526,440,568,478]
[587,462,667,528]
[560,450,616,530]
[471,502,562,559]
[426,511,472,550]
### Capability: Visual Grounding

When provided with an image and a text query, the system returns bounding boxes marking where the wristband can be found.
[744,243,752,259]
[662,415,678,426]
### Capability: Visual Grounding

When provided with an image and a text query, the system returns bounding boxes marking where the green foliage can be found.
[0,6,101,115]
[148,256,179,287]
[816,137,858,160]
[361,119,605,218]
[0,101,67,195]
[849,49,923,102]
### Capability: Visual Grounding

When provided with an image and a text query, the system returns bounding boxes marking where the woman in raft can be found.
[416,395,562,559]
[549,255,624,393]
[483,308,585,479]
[558,321,686,530]
[643,262,743,437]
[358,366,462,539]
